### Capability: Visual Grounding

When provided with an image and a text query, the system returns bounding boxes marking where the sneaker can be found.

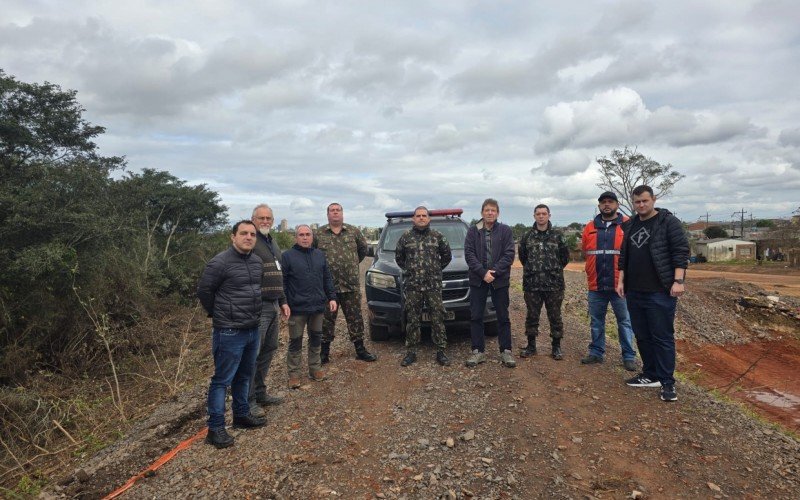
[249,404,266,418]
[288,376,302,389]
[500,350,517,368]
[580,354,603,365]
[205,427,234,449]
[256,393,284,406]
[465,349,487,367]
[232,413,267,429]
[625,374,661,388]
[309,369,326,381]
[401,351,417,367]
[436,350,451,367]
[622,359,638,372]
[660,384,678,402]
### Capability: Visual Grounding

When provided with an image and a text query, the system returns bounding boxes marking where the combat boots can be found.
[354,340,377,362]
[320,341,331,364]
[520,336,537,357]
[551,339,563,360]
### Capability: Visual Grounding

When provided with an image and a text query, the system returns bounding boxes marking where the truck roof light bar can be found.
[385,208,463,218]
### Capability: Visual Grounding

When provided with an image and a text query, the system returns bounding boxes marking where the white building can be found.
[695,238,756,262]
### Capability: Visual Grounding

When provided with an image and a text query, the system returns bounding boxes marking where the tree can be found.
[755,219,775,228]
[511,223,529,241]
[568,222,583,230]
[596,146,684,215]
[703,226,728,239]
[0,69,123,170]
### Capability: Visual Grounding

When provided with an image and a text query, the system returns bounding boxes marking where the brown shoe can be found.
[309,369,326,381]
[288,376,301,389]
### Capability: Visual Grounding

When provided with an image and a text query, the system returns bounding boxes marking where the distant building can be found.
[695,238,756,262]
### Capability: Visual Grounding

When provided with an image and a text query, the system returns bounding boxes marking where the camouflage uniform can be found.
[314,223,368,343]
[395,226,452,350]
[518,222,570,341]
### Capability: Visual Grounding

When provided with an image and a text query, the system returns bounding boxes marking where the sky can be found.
[2,0,799,227]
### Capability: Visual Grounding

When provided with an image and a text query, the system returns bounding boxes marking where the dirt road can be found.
[61,270,799,499]
[563,262,800,297]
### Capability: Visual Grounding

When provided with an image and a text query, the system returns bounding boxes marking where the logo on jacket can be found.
[630,227,651,248]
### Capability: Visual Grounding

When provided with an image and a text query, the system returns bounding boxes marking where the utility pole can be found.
[731,208,748,239]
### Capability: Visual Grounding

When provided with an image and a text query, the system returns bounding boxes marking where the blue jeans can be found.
[587,291,636,361]
[625,291,677,385]
[207,327,260,430]
[470,284,512,352]
[249,300,280,401]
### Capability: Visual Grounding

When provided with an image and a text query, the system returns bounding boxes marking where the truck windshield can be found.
[380,221,468,252]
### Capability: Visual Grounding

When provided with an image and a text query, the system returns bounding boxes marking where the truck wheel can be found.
[370,323,390,341]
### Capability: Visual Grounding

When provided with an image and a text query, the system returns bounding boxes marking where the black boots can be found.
[206,428,234,449]
[435,350,451,366]
[232,413,267,429]
[551,339,563,360]
[520,336,537,357]
[401,351,417,366]
[354,340,377,362]
[320,341,331,364]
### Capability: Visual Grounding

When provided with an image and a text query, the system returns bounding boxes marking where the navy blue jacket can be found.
[281,244,337,315]
[464,220,515,288]
[619,208,689,291]
[196,246,263,329]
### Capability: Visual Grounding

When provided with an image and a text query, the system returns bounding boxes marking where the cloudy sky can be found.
[2,0,799,227]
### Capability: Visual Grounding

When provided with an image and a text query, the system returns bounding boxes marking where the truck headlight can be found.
[366,270,396,289]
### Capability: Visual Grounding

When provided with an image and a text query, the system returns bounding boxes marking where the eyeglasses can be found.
[255,216,274,221]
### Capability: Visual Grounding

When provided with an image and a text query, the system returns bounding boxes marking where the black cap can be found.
[598,191,618,202]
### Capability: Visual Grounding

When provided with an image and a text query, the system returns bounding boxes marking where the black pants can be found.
[469,284,512,352]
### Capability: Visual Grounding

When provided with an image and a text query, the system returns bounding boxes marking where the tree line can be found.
[0,69,228,383]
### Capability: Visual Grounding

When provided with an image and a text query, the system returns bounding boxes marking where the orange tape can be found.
[102,427,208,499]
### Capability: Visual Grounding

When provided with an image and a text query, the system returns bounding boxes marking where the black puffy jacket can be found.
[281,244,336,315]
[619,208,689,291]
[197,246,263,329]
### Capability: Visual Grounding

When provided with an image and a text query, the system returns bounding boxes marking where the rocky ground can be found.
[49,269,799,499]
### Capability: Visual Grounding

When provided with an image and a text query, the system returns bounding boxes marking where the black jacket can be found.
[196,246,263,329]
[464,220,515,288]
[619,208,689,291]
[281,244,337,315]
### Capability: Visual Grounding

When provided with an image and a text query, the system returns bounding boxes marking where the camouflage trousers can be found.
[322,291,364,343]
[286,313,323,378]
[403,284,447,350]
[524,289,565,340]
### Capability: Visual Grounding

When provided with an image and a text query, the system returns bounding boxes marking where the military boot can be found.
[520,336,537,358]
[320,341,331,364]
[551,339,563,361]
[354,340,377,362]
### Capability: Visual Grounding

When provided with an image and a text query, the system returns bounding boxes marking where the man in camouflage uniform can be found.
[395,206,453,367]
[518,204,571,360]
[314,203,377,363]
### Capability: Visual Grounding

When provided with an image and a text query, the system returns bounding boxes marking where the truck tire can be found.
[370,323,390,341]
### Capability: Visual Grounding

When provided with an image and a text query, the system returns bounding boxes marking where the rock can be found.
[708,482,721,492]
[418,438,430,447]
[631,490,644,499]
[480,457,493,464]
[413,473,424,481]
[507,473,517,485]
[462,430,475,441]
[446,437,455,448]
[444,490,457,500]
[572,436,583,443]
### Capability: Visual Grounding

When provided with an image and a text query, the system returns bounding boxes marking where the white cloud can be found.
[536,87,756,153]
[534,150,591,176]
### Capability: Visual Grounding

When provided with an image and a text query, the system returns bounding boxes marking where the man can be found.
[581,192,638,372]
[314,203,377,364]
[463,198,516,368]
[248,204,291,418]
[281,225,337,388]
[518,204,570,360]
[395,206,453,367]
[197,220,266,449]
[616,185,688,402]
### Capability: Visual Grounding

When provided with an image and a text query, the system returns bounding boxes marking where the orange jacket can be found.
[582,213,628,291]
